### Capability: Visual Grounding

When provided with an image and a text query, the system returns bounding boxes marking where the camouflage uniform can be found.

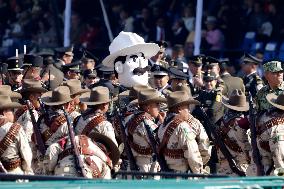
[125,112,160,172]
[0,116,33,174]
[216,112,251,176]
[43,135,112,179]
[158,113,210,173]
[74,110,118,146]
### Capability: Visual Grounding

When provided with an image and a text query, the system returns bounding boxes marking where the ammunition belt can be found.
[42,115,66,142]
[113,116,121,137]
[0,123,21,154]
[127,113,151,135]
[81,115,106,136]
[159,118,184,156]
[85,157,102,178]
[2,158,21,171]
[163,148,184,159]
[259,140,271,152]
[257,117,284,136]
[129,140,152,155]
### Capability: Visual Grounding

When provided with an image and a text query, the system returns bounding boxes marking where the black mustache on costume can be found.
[132,66,151,75]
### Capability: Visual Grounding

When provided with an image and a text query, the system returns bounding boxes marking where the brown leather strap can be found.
[216,120,243,153]
[14,105,28,121]
[42,115,66,142]
[163,148,184,159]
[81,115,106,136]
[0,123,21,154]
[2,158,21,171]
[159,118,183,155]
[257,117,284,135]
[85,156,102,178]
[129,140,152,155]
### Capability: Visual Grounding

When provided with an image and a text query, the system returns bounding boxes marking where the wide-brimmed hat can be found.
[167,91,200,109]
[20,79,48,93]
[266,93,284,111]
[88,132,120,166]
[222,89,249,112]
[41,86,73,106]
[63,79,89,96]
[136,89,166,105]
[102,31,160,67]
[0,95,22,110]
[0,85,22,100]
[80,86,110,106]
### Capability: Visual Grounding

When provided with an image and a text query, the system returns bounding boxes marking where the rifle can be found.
[0,161,7,173]
[48,70,51,91]
[114,106,139,171]
[142,119,170,172]
[194,106,246,176]
[26,100,46,156]
[62,107,87,178]
[248,93,264,176]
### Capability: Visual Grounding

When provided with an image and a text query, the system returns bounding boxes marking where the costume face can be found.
[115,52,149,87]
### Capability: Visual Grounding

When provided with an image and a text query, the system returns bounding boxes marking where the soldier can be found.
[126,89,166,172]
[39,86,73,147]
[43,133,120,179]
[54,46,74,69]
[5,57,23,91]
[158,91,210,173]
[22,54,43,80]
[196,72,223,123]
[150,64,171,97]
[75,86,118,145]
[168,67,190,91]
[63,79,89,121]
[81,50,98,71]
[251,93,284,176]
[241,53,263,98]
[0,95,33,174]
[256,60,284,113]
[187,55,204,95]
[220,58,245,96]
[216,89,251,176]
[15,79,47,142]
[82,69,98,89]
[39,49,64,90]
[62,61,81,80]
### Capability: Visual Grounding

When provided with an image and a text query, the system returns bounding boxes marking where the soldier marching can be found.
[1,31,284,180]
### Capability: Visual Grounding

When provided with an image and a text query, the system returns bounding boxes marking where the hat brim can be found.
[8,68,23,71]
[11,92,22,99]
[139,96,167,105]
[79,92,111,105]
[102,43,160,67]
[72,88,90,97]
[221,96,249,112]
[41,91,73,106]
[88,132,120,165]
[152,72,168,76]
[266,93,284,110]
[0,102,23,110]
[20,87,48,94]
[169,98,200,109]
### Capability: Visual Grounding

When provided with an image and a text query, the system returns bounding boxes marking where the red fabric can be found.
[57,137,67,149]
[237,117,250,130]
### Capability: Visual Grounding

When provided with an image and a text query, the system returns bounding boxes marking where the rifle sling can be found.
[81,115,106,136]
[42,115,66,142]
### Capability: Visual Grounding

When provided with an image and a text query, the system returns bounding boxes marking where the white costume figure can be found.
[102,31,159,88]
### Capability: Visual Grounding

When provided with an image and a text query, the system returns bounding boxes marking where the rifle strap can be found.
[85,157,102,178]
[159,118,183,157]
[259,140,271,152]
[42,114,66,142]
[81,115,106,136]
[0,123,21,155]
[257,116,284,135]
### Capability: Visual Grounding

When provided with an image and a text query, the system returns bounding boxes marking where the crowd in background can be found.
[1,0,284,65]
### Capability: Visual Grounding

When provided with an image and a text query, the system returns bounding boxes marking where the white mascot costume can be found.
[102,31,159,88]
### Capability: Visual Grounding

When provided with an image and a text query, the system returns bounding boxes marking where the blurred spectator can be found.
[171,19,188,45]
[182,5,195,32]
[248,1,266,32]
[148,17,171,42]
[134,7,154,41]
[119,7,134,32]
[202,16,224,51]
